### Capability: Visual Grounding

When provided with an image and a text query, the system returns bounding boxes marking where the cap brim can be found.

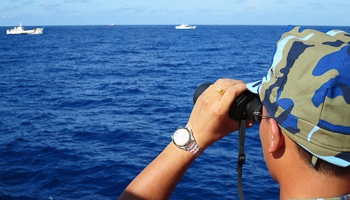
[246,80,262,94]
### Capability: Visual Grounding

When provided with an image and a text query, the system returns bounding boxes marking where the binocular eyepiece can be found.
[193,83,263,122]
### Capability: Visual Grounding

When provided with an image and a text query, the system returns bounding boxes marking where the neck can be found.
[279,169,350,199]
[273,136,350,199]
[277,138,350,199]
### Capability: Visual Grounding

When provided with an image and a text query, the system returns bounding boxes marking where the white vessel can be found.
[175,23,196,29]
[7,22,44,35]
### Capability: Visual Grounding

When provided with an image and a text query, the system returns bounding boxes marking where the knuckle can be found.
[202,97,212,107]
[213,105,226,116]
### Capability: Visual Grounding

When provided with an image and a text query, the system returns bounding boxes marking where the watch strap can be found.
[186,141,203,157]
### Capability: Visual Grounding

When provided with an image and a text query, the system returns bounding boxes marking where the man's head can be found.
[247,26,350,172]
[258,105,350,180]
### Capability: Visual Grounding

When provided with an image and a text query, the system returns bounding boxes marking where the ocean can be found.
[1,25,349,200]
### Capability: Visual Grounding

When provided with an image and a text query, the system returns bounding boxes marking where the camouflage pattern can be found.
[247,25,350,167]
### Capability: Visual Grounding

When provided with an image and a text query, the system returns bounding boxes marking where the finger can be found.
[220,82,247,112]
[213,79,243,98]
[213,79,244,90]
[193,84,217,114]
[199,80,229,103]
[246,119,255,128]
[195,84,214,106]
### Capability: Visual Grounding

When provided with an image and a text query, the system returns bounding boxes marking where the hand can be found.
[186,79,254,149]
[118,79,254,200]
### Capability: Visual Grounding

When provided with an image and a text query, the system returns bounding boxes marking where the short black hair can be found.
[296,144,350,176]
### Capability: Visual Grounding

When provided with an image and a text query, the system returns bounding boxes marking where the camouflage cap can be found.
[247,25,350,167]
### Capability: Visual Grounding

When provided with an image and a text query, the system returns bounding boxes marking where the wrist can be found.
[185,124,211,150]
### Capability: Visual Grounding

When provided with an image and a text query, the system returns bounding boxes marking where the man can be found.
[119,26,350,199]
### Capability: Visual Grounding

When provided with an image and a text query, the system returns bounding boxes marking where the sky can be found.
[1,0,350,26]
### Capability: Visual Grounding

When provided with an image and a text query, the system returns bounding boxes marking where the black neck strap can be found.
[236,120,246,200]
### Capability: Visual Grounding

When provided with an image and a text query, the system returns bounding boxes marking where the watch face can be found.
[174,128,190,146]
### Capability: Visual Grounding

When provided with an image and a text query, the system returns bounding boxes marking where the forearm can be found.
[118,79,250,199]
[118,142,196,200]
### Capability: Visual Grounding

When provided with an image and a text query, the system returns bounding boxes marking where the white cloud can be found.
[39,2,62,11]
[22,1,34,5]
[2,14,16,19]
[64,0,88,3]
[0,5,20,12]
[1,0,350,26]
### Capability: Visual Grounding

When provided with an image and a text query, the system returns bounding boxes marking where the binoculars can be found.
[193,83,263,122]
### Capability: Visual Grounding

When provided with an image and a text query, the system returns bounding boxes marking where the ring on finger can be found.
[216,87,225,95]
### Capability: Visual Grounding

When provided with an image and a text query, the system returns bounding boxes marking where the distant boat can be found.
[109,23,115,26]
[175,23,196,29]
[6,22,43,35]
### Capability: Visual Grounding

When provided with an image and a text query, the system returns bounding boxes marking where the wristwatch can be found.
[171,127,203,157]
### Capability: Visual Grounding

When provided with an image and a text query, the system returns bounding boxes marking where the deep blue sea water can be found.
[1,25,349,200]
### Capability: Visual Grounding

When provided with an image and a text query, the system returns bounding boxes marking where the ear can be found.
[267,118,284,153]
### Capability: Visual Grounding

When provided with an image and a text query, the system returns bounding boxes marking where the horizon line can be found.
[1,24,349,27]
